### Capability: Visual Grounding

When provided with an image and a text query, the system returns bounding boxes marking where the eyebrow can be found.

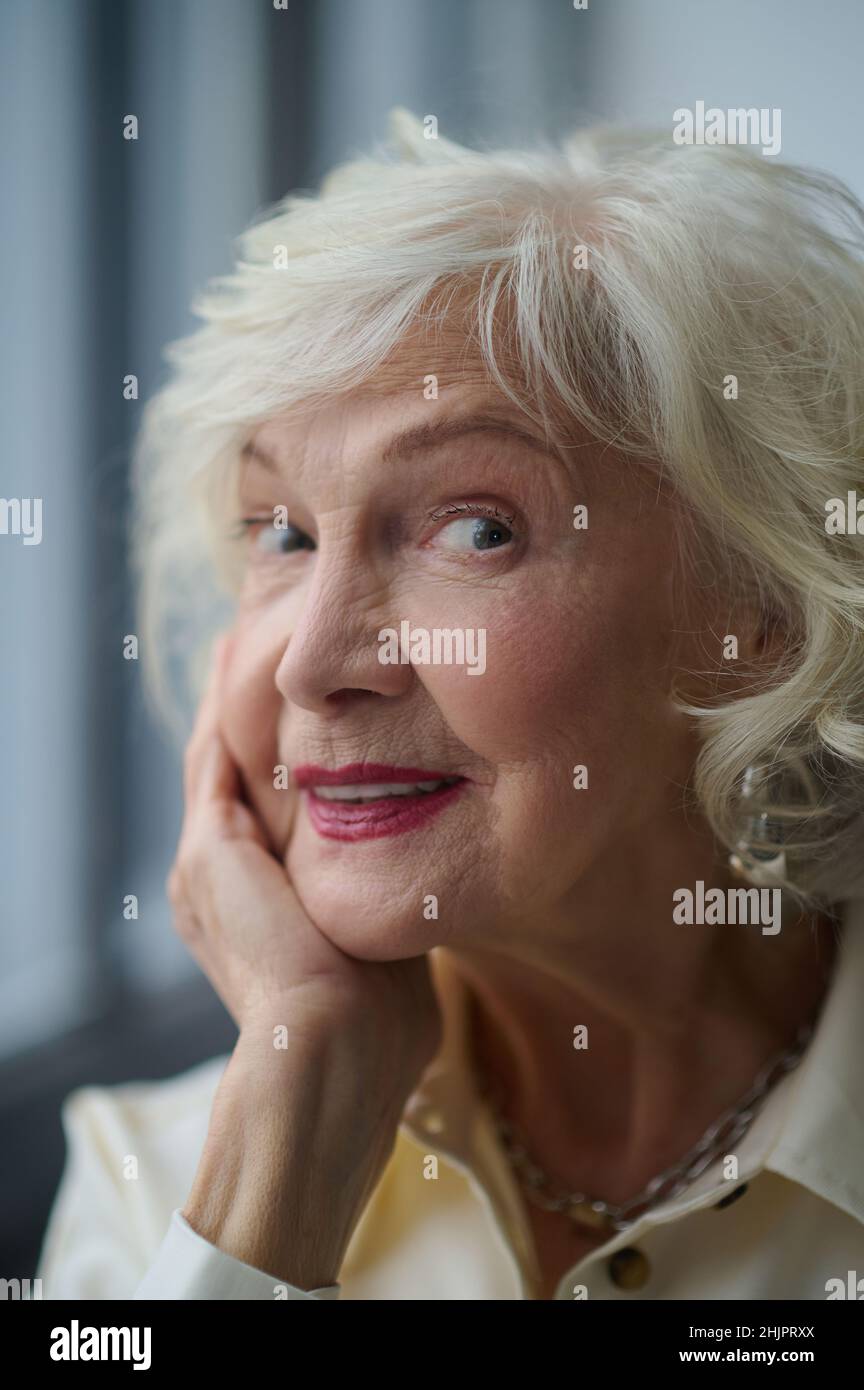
[381,414,558,465]
[241,413,560,475]
[240,440,284,473]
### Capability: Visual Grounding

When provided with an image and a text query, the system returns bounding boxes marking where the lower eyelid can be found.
[238,512,520,555]
[423,526,520,561]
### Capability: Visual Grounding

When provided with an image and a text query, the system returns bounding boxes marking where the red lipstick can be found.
[293,763,467,841]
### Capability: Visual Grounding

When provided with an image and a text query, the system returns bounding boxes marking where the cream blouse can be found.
[35,897,864,1300]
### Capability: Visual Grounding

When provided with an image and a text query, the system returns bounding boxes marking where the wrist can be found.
[182,1022,400,1288]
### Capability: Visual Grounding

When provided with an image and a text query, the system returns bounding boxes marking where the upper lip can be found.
[293,763,462,788]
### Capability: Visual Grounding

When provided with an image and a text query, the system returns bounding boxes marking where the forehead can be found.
[244,382,558,473]
[244,290,541,463]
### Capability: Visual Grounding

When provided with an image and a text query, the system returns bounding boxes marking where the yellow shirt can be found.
[36,896,864,1300]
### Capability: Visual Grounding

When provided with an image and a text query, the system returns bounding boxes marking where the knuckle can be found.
[176,838,209,888]
[172,906,198,943]
[166,872,198,943]
[166,864,187,912]
[168,841,209,909]
[182,743,200,796]
[207,797,244,839]
[172,829,225,908]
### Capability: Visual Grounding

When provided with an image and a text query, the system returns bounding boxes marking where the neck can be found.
[444,834,841,1206]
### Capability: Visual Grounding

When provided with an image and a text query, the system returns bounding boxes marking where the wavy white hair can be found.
[131,107,864,907]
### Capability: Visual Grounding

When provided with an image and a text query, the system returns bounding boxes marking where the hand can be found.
[167,631,443,1085]
[170,632,445,1286]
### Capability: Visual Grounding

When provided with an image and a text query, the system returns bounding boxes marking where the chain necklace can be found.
[473,1012,815,1236]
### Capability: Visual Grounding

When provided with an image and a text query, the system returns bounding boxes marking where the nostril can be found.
[326,688,376,704]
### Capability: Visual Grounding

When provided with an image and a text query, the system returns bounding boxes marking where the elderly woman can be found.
[37,110,864,1301]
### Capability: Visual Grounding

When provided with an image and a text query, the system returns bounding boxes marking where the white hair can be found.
[131,107,864,907]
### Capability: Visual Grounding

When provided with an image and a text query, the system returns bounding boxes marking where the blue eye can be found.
[430,504,515,553]
[239,517,315,555]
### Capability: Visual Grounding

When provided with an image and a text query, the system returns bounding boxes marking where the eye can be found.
[428,503,516,553]
[237,516,316,556]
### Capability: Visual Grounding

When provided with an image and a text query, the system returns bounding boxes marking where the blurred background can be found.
[2,0,862,1279]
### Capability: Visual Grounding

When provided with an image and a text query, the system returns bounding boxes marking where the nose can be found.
[273,548,412,714]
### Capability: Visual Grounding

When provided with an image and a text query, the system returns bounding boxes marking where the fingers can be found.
[172,683,274,912]
[172,633,254,926]
[180,730,271,857]
[168,750,299,983]
[169,745,274,955]
[197,726,241,806]
[170,631,298,988]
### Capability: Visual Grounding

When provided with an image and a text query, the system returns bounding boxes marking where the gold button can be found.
[714,1182,749,1210]
[607,1247,651,1290]
[421,1107,445,1134]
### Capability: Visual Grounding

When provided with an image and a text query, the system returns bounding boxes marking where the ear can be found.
[678,595,793,708]
[751,604,793,668]
[713,601,796,708]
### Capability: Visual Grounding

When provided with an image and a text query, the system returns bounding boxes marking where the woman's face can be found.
[220,380,739,959]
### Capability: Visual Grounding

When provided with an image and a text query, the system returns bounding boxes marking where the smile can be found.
[313,777,461,803]
[292,763,468,841]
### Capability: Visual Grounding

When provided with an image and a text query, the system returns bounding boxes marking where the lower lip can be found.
[304,780,467,841]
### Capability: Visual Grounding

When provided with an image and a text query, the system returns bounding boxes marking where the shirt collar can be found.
[400,895,864,1241]
[400,948,543,1286]
[761,894,864,1221]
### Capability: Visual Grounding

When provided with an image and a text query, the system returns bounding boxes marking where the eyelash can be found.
[426,501,516,530]
[231,518,309,543]
[231,501,518,552]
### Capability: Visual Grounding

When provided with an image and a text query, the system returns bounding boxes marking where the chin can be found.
[284,839,475,961]
[290,875,446,961]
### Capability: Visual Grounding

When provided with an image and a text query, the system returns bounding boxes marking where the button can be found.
[607,1247,651,1290]
[714,1181,749,1210]
[420,1107,445,1134]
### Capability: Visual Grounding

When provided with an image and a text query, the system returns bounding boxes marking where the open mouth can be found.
[292,763,468,840]
[312,775,462,804]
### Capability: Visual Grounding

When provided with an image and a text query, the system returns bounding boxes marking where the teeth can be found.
[314,778,458,803]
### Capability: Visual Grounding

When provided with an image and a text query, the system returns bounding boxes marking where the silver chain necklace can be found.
[475,1018,815,1235]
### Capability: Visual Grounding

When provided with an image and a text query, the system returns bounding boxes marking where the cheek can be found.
[412,565,688,843]
[411,579,666,765]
